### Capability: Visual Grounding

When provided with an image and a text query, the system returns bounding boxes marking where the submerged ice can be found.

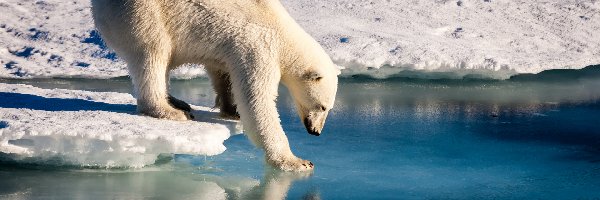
[0,83,240,168]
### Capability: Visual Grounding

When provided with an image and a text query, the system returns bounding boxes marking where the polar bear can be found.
[91,0,339,171]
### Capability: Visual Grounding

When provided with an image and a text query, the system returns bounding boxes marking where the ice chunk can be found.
[0,83,241,168]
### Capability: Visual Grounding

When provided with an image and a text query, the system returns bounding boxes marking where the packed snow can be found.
[0,83,241,168]
[0,0,599,79]
[284,0,600,78]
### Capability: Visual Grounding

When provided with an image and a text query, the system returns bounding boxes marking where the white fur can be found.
[91,0,339,171]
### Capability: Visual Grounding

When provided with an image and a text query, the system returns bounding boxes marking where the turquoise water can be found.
[1,75,600,199]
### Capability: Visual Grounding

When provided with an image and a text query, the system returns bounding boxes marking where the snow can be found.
[284,0,600,79]
[1,0,599,79]
[0,1,125,79]
[0,83,241,168]
[0,0,205,80]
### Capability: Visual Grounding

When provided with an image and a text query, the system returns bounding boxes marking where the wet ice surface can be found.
[1,77,600,199]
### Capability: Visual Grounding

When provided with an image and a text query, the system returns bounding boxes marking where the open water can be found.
[1,73,600,199]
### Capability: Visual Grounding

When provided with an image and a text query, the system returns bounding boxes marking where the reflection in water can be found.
[0,167,229,199]
[0,165,314,200]
[241,168,315,200]
[330,78,600,126]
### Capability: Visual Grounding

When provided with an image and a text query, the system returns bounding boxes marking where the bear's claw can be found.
[168,95,192,112]
[140,107,193,121]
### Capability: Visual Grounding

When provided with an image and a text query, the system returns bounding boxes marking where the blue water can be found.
[1,76,600,199]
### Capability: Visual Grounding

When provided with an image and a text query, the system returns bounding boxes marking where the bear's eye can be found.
[304,72,323,81]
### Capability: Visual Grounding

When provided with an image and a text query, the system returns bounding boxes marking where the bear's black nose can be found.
[304,119,320,136]
[308,129,321,136]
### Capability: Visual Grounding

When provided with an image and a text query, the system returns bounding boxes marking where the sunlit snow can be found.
[1,0,598,79]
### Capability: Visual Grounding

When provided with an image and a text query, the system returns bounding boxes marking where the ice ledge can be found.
[0,83,241,168]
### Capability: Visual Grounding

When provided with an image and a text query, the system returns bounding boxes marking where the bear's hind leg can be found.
[206,66,240,119]
[165,64,193,114]
[129,54,193,121]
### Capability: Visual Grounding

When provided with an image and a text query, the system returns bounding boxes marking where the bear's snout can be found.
[303,118,321,136]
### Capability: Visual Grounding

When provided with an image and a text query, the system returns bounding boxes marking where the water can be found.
[1,76,600,199]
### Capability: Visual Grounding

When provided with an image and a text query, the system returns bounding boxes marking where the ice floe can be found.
[0,83,240,168]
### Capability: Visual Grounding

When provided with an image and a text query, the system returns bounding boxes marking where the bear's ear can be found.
[303,71,323,81]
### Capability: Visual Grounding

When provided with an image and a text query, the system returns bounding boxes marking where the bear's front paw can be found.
[270,157,314,172]
[140,107,194,121]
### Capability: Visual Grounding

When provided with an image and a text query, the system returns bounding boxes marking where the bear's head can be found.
[282,52,339,136]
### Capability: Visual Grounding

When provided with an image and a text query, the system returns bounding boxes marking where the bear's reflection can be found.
[0,164,317,200]
[233,168,315,200]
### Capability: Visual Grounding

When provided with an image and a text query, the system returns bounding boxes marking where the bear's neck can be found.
[262,0,328,85]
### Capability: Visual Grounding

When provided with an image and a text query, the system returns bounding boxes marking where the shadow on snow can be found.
[0,92,136,113]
